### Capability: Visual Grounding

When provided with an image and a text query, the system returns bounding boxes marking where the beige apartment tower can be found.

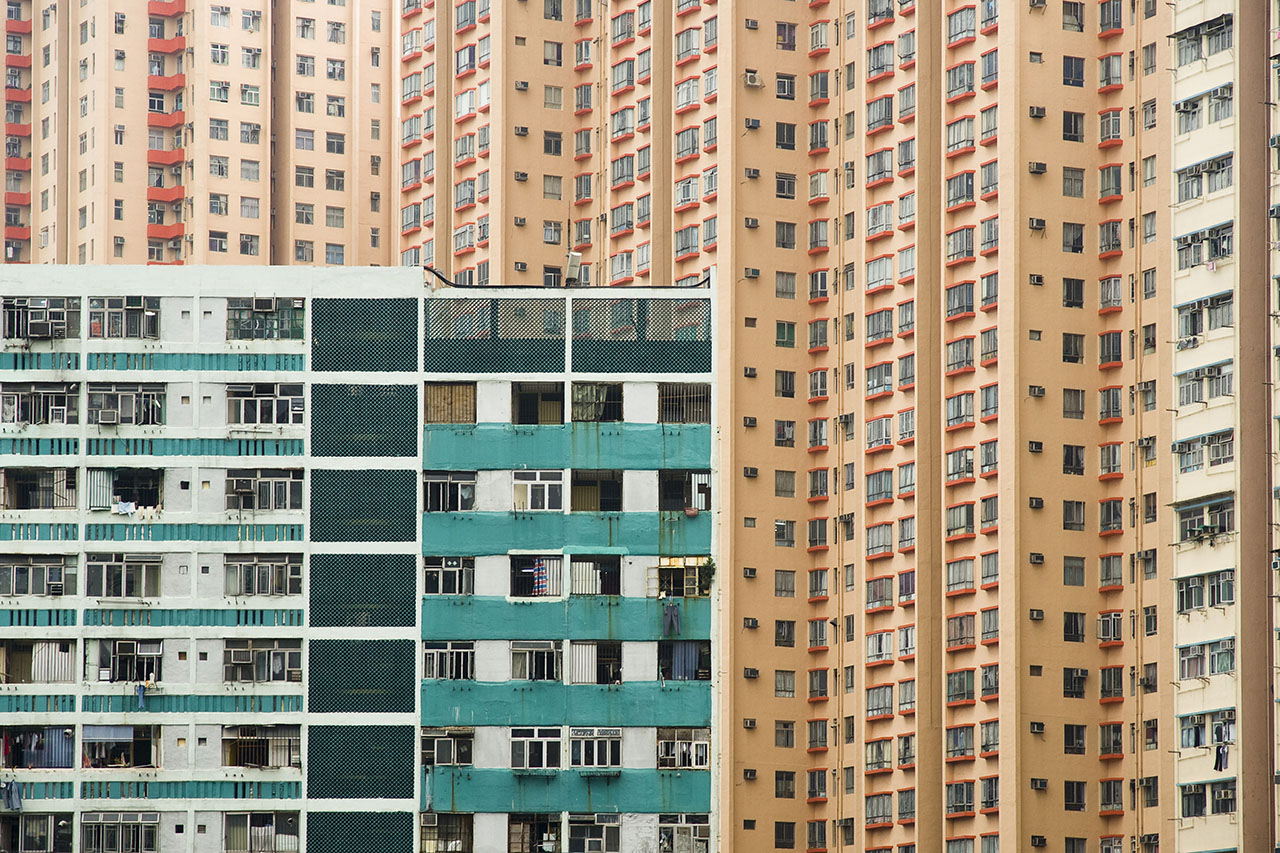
[3,0,1275,851]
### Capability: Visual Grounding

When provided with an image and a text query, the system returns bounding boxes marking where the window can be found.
[1063,111,1084,142]
[1063,56,1084,87]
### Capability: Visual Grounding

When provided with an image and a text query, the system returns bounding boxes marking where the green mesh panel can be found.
[311,385,418,457]
[423,298,565,373]
[570,298,712,373]
[306,812,414,853]
[310,470,416,542]
[309,554,416,627]
[309,640,416,713]
[307,726,416,799]
[312,299,418,372]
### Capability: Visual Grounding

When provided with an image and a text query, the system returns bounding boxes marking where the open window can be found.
[510,556,563,597]
[658,640,711,681]
[225,554,303,596]
[82,725,159,768]
[221,725,301,769]
[511,641,562,681]
[420,814,473,852]
[222,639,302,683]
[0,468,76,509]
[92,639,163,683]
[223,813,299,853]
[658,469,711,511]
[648,557,713,597]
[84,553,160,598]
[571,469,622,512]
[657,382,711,424]
[87,297,160,339]
[0,555,76,596]
[512,382,564,424]
[226,383,304,425]
[84,468,163,512]
[0,813,74,853]
[571,382,623,422]
[0,382,79,425]
[87,383,166,426]
[423,471,476,512]
[569,555,621,595]
[420,727,474,766]
[225,469,303,511]
[657,728,710,768]
[570,641,622,684]
[424,556,475,595]
[225,297,305,340]
[424,382,477,424]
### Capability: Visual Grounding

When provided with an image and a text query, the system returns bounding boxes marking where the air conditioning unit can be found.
[743,467,758,478]
[47,582,63,596]
[1028,0,1047,7]
[744,667,759,678]
[1211,86,1231,100]
[514,81,529,91]
[1029,552,1045,565]
[514,171,528,181]
[743,717,757,728]
[743,768,757,780]
[743,416,757,427]
[1029,722,1045,734]
[744,367,757,377]
[230,649,253,664]
[27,321,51,338]
[1185,784,1204,794]
[514,217,526,226]
[744,70,764,88]
[744,618,759,628]
[514,126,529,136]
[1030,778,1048,790]
[745,118,761,130]
[420,814,438,828]
[97,409,120,425]
[1140,835,1159,846]
[744,217,759,228]
[743,567,757,578]
[744,168,760,179]
[565,251,583,283]
[233,479,254,494]
[1028,162,1047,174]
[744,268,760,279]
[1029,497,1044,509]
[1029,609,1044,620]
[1029,274,1044,286]
[1222,708,1236,720]
[1028,440,1043,453]
[514,262,528,272]
[1031,836,1047,848]
[745,18,759,29]
[1028,105,1046,118]
[252,298,276,312]
[167,239,181,250]
[1028,385,1045,397]
[1028,217,1046,230]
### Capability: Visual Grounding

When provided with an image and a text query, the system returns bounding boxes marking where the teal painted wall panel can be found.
[312,299,418,372]
[0,695,75,713]
[86,353,305,371]
[420,681,711,727]
[0,524,78,541]
[307,726,416,799]
[312,385,417,457]
[79,781,299,799]
[0,609,75,626]
[420,511,710,556]
[17,782,74,800]
[306,812,414,853]
[310,640,416,713]
[83,609,302,627]
[311,554,416,627]
[311,470,416,542]
[423,767,709,814]
[85,438,304,456]
[0,352,79,371]
[0,438,79,455]
[422,423,710,470]
[80,694,302,713]
[421,596,710,641]
[83,524,304,542]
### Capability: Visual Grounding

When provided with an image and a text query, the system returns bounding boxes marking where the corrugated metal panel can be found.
[570,642,596,684]
[87,468,113,510]
[32,641,75,683]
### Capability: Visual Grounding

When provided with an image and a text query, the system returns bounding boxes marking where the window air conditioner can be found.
[47,582,63,596]
[1028,217,1046,230]
[168,239,181,250]
[1029,274,1044,285]
[514,81,529,91]
[420,814,438,827]
[514,171,528,181]
[742,717,757,728]
[514,261,528,272]
[97,409,120,425]
[232,479,254,494]
[1029,497,1044,509]
[1140,835,1159,846]
[514,126,529,136]
[1029,553,1045,564]
[1030,779,1048,790]
[744,268,760,278]
[514,217,526,226]
[743,70,764,87]
[744,367,757,377]
[252,298,277,312]
[1028,162,1047,174]
[1028,385,1045,397]
[1029,609,1044,621]
[230,649,253,664]
[1031,836,1047,848]
[745,18,759,29]
[743,667,759,678]
[745,168,760,178]
[745,118,761,129]
[1028,105,1046,118]
[744,217,759,228]
[743,467,758,478]
[743,768,757,780]
[1028,440,1043,453]
[743,618,759,628]
[743,416,757,427]
[742,567,757,578]
[27,321,51,338]
[1029,722,1045,734]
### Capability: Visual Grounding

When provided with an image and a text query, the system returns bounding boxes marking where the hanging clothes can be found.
[0,780,21,810]
[663,601,681,636]
[136,683,147,711]
[1214,743,1229,772]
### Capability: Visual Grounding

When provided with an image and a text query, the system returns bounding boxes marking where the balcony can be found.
[420,510,711,556]
[4,86,29,102]
[4,121,28,136]
[147,35,185,53]
[3,54,29,69]
[147,73,185,91]
[4,225,28,240]
[147,0,186,15]
[146,185,184,203]
[146,222,184,240]
[423,765,710,814]
[146,148,183,166]
[146,110,184,129]
[4,191,28,205]
[422,422,710,471]
[4,155,28,171]
[4,19,30,34]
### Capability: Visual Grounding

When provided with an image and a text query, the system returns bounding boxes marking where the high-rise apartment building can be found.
[0,266,716,853]
[3,0,1277,851]
[4,0,393,265]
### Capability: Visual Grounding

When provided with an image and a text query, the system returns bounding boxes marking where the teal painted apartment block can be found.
[422,422,711,470]
[420,511,711,556]
[421,596,711,642]
[423,767,711,814]
[419,681,713,728]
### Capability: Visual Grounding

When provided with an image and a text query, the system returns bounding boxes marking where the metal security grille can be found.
[312,298,418,372]
[309,554,416,627]
[306,726,416,799]
[570,299,712,373]
[423,298,565,373]
[308,640,417,713]
[310,385,418,458]
[305,812,415,853]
